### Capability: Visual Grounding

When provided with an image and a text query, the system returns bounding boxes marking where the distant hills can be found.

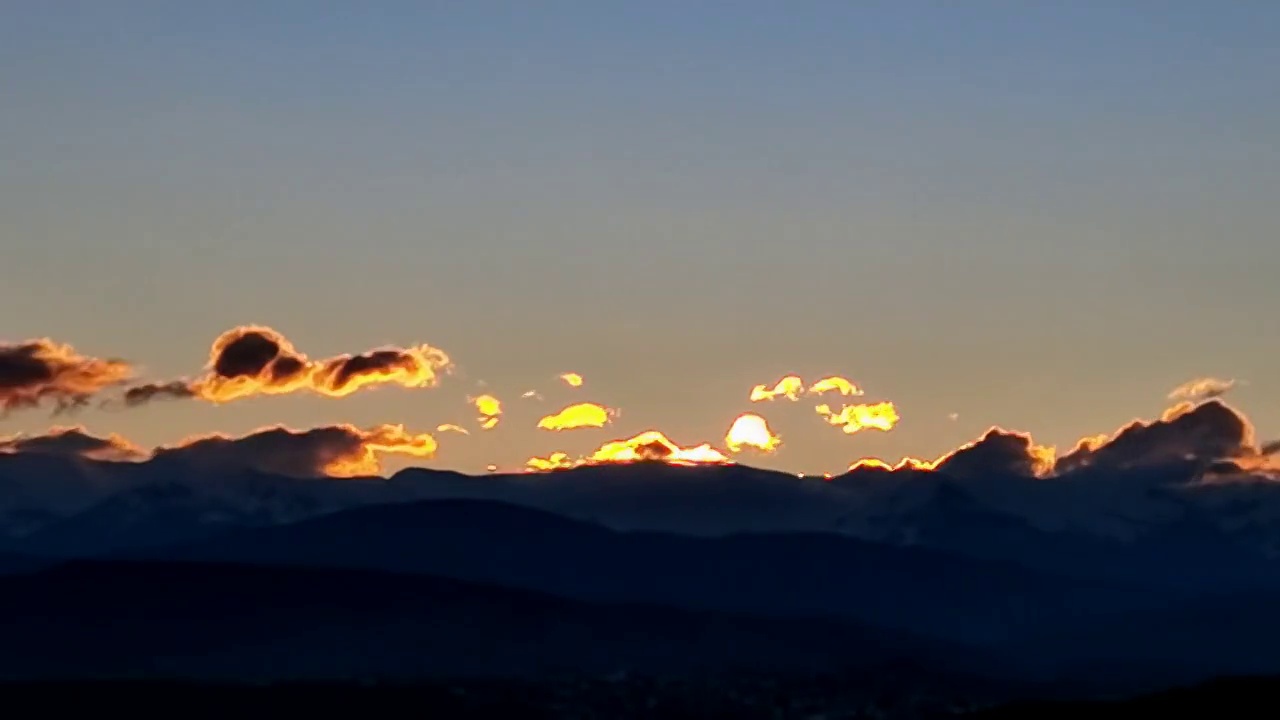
[0,559,957,682]
[8,455,1280,594]
[973,676,1280,718]
[5,453,1280,697]
[133,497,1154,647]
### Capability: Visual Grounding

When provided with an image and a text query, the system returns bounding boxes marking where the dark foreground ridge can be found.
[969,675,1280,718]
[0,675,1277,719]
[8,459,1280,708]
[0,675,995,719]
[0,558,975,681]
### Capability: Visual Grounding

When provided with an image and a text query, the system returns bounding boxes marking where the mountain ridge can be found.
[0,557,985,682]
[130,496,1164,646]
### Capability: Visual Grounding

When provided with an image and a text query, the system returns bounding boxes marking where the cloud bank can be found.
[8,398,1268,483]
[2,422,438,477]
[4,328,1272,507]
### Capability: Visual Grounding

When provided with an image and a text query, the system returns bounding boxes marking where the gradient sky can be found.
[3,1,1278,474]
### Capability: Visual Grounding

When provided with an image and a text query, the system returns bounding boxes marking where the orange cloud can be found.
[526,451,575,471]
[816,401,899,434]
[525,430,733,471]
[749,375,804,402]
[725,413,781,453]
[807,376,862,397]
[122,326,450,406]
[536,402,616,431]
[155,423,438,477]
[1,339,132,413]
[470,394,502,430]
[848,457,937,472]
[588,430,731,466]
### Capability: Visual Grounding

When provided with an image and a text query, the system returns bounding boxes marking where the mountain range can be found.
[4,452,1280,695]
[0,558,967,682]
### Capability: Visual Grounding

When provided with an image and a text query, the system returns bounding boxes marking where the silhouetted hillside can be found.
[0,552,52,575]
[1011,592,1280,689]
[10,457,1280,598]
[0,673,1275,718]
[0,559,970,682]
[0,673,1003,719]
[135,498,1158,646]
[10,466,1280,693]
[6,470,411,556]
[971,675,1280,718]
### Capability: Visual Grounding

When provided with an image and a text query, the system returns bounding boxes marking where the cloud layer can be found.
[4,327,1271,502]
[9,397,1267,483]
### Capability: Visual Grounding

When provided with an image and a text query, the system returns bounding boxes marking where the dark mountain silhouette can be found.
[972,675,1280,718]
[850,478,1277,593]
[1009,591,1280,691]
[390,461,850,535]
[0,670,1012,719]
[387,463,1280,594]
[136,497,1158,646]
[7,457,1280,695]
[0,453,141,542]
[0,552,52,575]
[8,455,1280,599]
[15,482,263,556]
[0,559,973,682]
[5,468,424,557]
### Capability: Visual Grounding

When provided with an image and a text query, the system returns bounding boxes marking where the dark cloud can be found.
[1054,400,1252,476]
[121,325,451,406]
[269,354,308,382]
[150,423,438,478]
[211,328,304,381]
[316,349,430,394]
[2,420,438,478]
[934,428,1055,479]
[0,425,145,462]
[632,439,680,461]
[836,400,1266,489]
[120,380,196,407]
[0,339,131,414]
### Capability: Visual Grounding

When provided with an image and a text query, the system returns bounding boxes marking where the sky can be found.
[3,1,1279,475]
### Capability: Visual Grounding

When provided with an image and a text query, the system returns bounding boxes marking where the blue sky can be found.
[3,1,1278,472]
